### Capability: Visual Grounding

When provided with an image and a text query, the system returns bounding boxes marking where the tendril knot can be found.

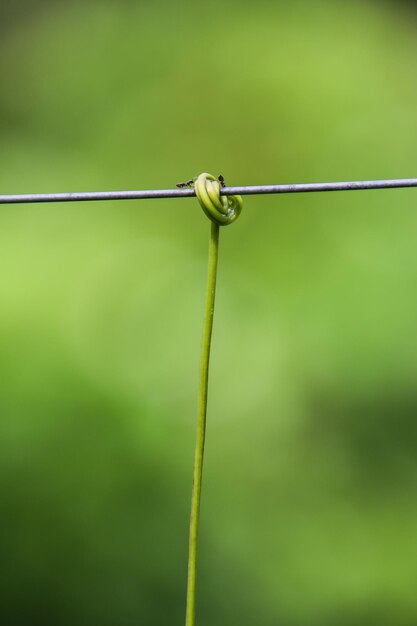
[194,172,242,226]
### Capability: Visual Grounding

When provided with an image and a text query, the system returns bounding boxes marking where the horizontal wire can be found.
[0,178,417,205]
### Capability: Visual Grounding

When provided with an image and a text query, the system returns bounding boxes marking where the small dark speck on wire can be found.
[0,178,416,205]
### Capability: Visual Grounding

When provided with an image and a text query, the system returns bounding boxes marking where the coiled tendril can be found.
[185,172,243,626]
[194,172,243,226]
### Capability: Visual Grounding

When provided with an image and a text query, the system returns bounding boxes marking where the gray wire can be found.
[0,178,416,205]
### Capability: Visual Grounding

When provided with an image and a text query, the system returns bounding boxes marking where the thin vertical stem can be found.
[185,222,220,626]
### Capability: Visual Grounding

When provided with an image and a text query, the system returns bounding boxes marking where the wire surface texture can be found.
[0,178,416,205]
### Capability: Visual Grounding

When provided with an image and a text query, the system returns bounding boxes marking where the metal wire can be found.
[0,178,416,205]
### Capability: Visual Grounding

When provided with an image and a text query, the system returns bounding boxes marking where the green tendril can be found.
[185,173,242,626]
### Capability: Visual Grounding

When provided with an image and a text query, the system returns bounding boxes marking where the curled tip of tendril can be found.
[194,172,243,226]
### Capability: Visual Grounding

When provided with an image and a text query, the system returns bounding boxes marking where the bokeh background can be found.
[1,1,417,624]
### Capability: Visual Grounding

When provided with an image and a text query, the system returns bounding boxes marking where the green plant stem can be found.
[185,221,220,626]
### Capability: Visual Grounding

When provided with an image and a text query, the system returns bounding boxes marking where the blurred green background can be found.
[1,1,417,624]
